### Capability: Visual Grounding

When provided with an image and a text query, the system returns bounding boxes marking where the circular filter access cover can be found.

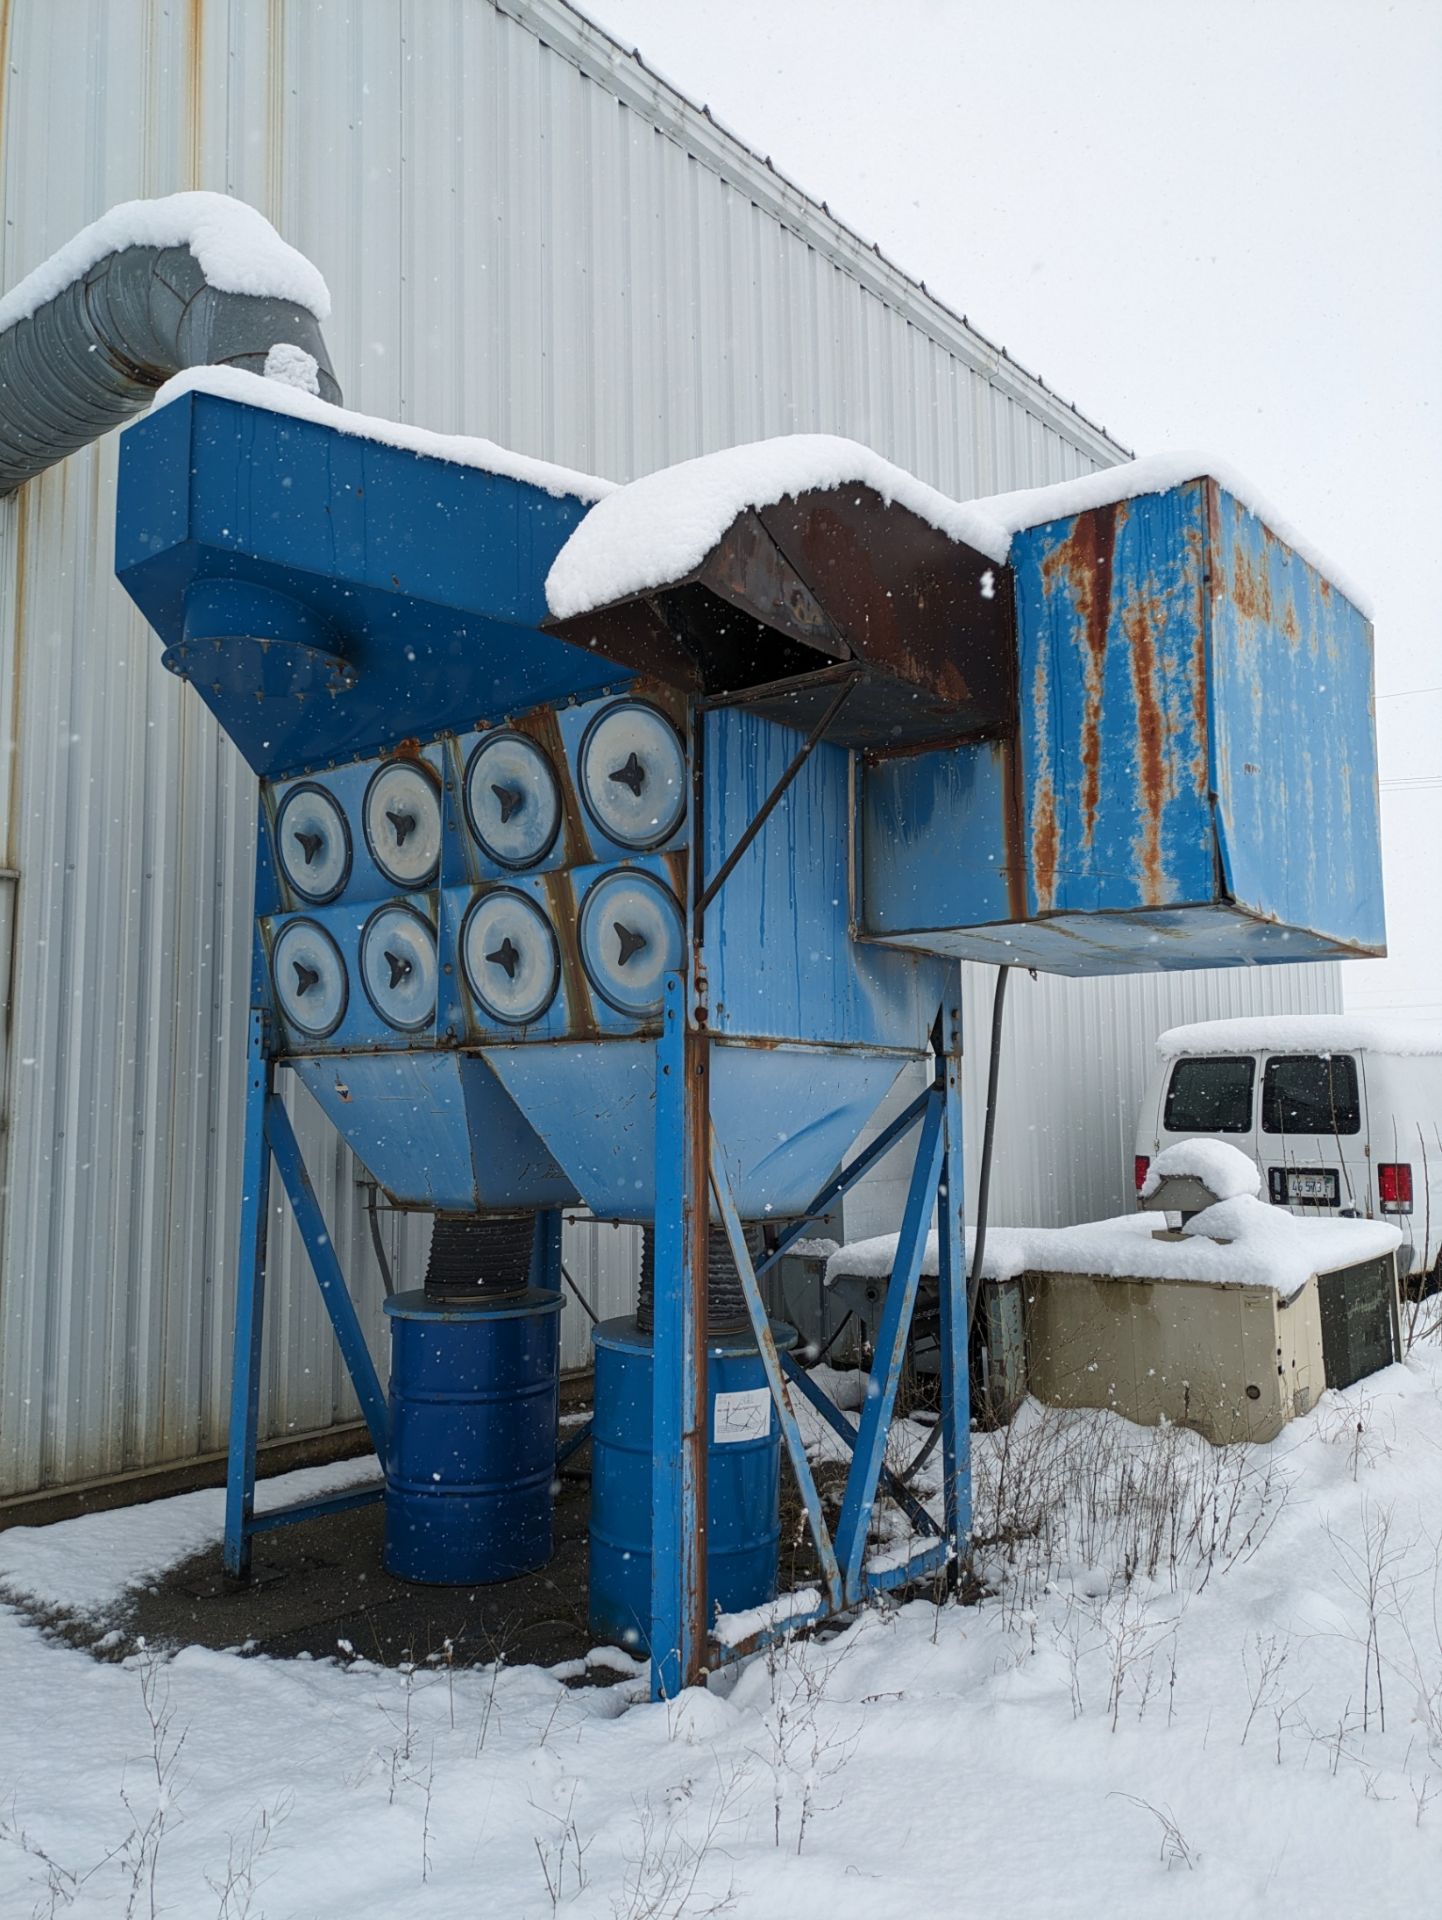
[275,783,351,903]
[359,905,438,1032]
[272,919,348,1038]
[464,731,561,869]
[578,869,684,1018]
[578,700,686,850]
[461,889,561,1027]
[364,760,442,889]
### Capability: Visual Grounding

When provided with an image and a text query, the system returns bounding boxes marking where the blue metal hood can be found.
[115,389,625,777]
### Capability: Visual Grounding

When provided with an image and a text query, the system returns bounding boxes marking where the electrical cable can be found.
[560,1261,599,1325]
[799,1309,854,1369]
[366,1183,396,1298]
[903,964,1010,1482]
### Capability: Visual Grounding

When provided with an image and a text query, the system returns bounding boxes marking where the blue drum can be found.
[383,1287,563,1585]
[588,1316,795,1651]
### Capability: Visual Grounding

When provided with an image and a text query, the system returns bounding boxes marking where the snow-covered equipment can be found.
[829,1197,1403,1446]
[551,442,1384,977]
[1136,1017,1442,1280]
[35,217,1376,1689]
[0,194,339,496]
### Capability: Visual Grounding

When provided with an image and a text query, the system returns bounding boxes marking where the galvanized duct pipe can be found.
[0,243,341,496]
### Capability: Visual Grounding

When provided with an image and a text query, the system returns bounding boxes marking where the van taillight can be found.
[1378,1163,1413,1214]
[1134,1155,1150,1194]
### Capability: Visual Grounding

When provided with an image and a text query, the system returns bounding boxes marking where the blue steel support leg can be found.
[263,1094,389,1457]
[650,973,709,1699]
[710,1137,844,1614]
[934,992,972,1563]
[833,1089,946,1600]
[224,1009,275,1580]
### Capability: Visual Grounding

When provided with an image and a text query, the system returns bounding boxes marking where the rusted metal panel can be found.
[1015,485,1214,919]
[861,479,1383,977]
[548,484,1015,749]
[1205,481,1384,952]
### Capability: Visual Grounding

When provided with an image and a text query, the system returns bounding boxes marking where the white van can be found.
[1135,1015,1441,1283]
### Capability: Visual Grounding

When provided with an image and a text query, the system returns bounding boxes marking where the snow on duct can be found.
[0,192,341,496]
[546,439,1385,976]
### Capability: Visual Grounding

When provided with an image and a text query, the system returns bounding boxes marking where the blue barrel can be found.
[383,1287,563,1585]
[589,1315,795,1652]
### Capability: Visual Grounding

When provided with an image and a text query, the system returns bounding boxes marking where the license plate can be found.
[1286,1169,1338,1205]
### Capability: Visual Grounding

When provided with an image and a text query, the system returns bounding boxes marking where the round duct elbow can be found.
[0,241,342,498]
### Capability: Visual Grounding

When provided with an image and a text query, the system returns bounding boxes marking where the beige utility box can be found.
[1025,1253,1398,1446]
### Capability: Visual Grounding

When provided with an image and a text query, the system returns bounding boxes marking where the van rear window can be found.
[1164,1056,1255,1133]
[1261,1054,1360,1135]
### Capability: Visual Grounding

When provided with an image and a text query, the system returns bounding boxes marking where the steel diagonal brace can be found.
[832,1088,945,1600]
[708,1135,844,1616]
[263,1094,389,1456]
[752,1085,933,1281]
[780,1356,941,1539]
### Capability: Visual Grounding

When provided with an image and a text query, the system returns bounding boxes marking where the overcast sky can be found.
[589,0,1442,1018]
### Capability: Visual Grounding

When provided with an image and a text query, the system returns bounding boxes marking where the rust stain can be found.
[537,869,602,1044]
[524,704,587,866]
[1190,618,1209,794]
[1031,774,1058,916]
[1230,542,1274,628]
[1041,499,1126,850]
[1122,585,1169,907]
[0,0,13,160]
[1280,599,1299,650]
[187,0,204,188]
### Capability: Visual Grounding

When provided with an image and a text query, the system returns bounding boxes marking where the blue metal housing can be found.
[383,1287,564,1585]
[116,391,623,777]
[589,1316,793,1651]
[861,480,1383,974]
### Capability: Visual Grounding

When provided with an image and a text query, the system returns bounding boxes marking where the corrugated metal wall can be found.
[0,0,1339,1499]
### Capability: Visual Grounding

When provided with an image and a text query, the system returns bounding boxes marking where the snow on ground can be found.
[4,1338,1442,1917]
[544,438,1369,622]
[828,1207,1401,1303]
[0,1456,380,1619]
[0,192,331,332]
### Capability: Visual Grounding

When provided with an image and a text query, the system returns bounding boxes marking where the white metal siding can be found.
[0,0,1339,1497]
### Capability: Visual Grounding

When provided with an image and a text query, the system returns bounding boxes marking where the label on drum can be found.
[713,1386,772,1445]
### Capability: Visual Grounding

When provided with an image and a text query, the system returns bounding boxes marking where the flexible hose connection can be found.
[0,242,340,496]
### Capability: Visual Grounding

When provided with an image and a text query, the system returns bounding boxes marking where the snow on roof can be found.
[144,367,615,505]
[1140,1138,1261,1202]
[1157,1015,1442,1060]
[0,191,332,334]
[827,1203,1400,1304]
[544,434,1012,618]
[544,438,1370,623]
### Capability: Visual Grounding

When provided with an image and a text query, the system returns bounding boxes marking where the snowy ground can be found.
[4,1335,1442,1918]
